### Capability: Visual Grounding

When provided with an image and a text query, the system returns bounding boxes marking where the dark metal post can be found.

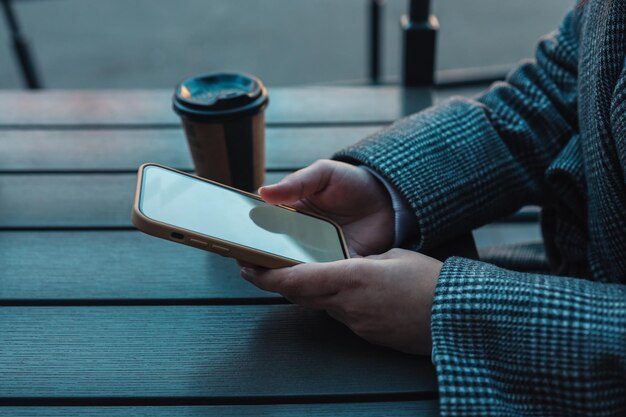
[402,0,438,86]
[1,0,43,89]
[368,0,384,84]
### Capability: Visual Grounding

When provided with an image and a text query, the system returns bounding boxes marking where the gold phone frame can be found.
[131,163,350,269]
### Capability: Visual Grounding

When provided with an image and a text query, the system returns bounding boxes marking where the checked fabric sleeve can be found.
[433,257,626,416]
[333,10,579,252]
[334,8,626,416]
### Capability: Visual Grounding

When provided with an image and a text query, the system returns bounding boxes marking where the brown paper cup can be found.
[181,112,265,192]
[173,72,269,192]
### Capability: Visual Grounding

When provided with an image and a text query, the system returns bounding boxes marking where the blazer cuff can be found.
[333,98,505,251]
[359,165,419,247]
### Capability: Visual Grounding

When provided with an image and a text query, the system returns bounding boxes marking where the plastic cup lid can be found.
[173,72,268,119]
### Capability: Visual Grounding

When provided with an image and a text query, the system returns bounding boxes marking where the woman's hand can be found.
[241,248,443,355]
[259,159,394,256]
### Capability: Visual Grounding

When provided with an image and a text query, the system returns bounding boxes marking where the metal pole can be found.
[402,0,438,86]
[409,0,429,22]
[1,0,43,89]
[368,0,384,84]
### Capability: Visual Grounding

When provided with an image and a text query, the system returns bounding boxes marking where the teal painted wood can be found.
[0,229,483,302]
[0,126,382,172]
[0,305,438,398]
[0,174,539,230]
[0,87,441,411]
[1,401,440,416]
[0,173,285,229]
[0,231,278,302]
[473,222,542,248]
[0,87,431,127]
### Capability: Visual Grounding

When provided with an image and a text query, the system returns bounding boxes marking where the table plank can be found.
[0,173,285,229]
[0,87,431,127]
[0,173,540,230]
[473,222,542,248]
[0,231,279,302]
[0,230,486,302]
[0,126,382,172]
[1,402,440,416]
[0,88,441,413]
[0,305,437,399]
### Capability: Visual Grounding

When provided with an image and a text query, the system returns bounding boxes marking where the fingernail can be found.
[241,267,253,280]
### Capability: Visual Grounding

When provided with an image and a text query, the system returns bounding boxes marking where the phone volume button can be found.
[189,238,208,247]
[211,244,231,255]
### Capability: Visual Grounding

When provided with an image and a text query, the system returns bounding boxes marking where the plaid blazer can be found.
[334,1,626,416]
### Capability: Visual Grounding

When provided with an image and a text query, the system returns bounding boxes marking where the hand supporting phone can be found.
[132,164,349,269]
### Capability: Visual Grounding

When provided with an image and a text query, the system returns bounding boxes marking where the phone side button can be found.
[211,244,231,255]
[189,238,208,247]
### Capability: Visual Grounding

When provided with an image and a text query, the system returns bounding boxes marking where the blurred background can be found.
[1,0,574,89]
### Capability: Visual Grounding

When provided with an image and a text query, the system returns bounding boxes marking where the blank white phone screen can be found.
[139,166,346,263]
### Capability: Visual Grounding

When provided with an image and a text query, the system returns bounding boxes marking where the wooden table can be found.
[0,86,442,415]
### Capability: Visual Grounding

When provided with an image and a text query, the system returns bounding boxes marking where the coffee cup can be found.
[173,72,269,192]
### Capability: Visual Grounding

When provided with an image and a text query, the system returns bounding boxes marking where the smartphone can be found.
[132,164,349,268]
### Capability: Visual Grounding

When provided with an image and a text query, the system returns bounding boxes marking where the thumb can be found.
[259,160,335,204]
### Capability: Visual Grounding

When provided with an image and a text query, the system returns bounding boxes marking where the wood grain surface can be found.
[0,305,437,400]
[0,126,382,172]
[1,402,440,416]
[0,231,276,302]
[0,87,431,127]
[0,173,285,229]
[0,88,441,412]
[0,173,539,230]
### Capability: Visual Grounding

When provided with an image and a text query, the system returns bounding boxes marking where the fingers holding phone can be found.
[259,160,395,257]
[241,249,442,356]
[132,164,349,269]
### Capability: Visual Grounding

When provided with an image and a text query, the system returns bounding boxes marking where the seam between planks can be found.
[0,392,438,407]
[0,121,392,130]
[0,298,288,307]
